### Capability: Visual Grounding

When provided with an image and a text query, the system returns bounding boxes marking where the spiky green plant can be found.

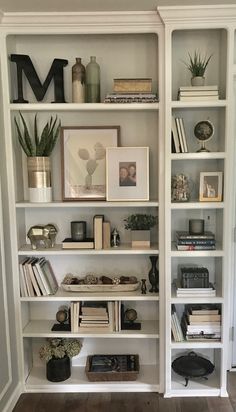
[14,112,61,157]
[182,51,212,77]
[124,214,157,231]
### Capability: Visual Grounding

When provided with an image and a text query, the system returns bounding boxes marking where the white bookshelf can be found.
[158,4,235,398]
[0,11,164,395]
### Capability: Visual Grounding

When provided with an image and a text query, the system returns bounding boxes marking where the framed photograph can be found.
[61,126,119,200]
[199,171,223,202]
[106,147,149,201]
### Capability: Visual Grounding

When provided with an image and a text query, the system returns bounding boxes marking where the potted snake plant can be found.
[15,112,60,202]
[182,50,212,86]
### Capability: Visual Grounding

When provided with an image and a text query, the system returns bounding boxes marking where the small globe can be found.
[56,310,68,324]
[194,120,214,152]
[125,308,137,322]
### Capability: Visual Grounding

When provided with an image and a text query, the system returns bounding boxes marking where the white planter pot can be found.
[191,76,205,86]
[131,230,150,248]
[27,156,52,203]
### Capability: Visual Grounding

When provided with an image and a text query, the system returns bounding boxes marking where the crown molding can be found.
[0,10,162,33]
[158,5,236,25]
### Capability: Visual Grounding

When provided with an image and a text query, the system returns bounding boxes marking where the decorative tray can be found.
[61,282,140,293]
[61,273,140,293]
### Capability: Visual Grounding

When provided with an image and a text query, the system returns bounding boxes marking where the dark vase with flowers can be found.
[46,356,71,382]
[148,255,159,293]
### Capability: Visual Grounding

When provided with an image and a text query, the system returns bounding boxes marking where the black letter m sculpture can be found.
[10,54,68,103]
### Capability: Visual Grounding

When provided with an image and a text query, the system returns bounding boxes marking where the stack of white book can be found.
[178,85,219,101]
[173,279,216,297]
[19,257,58,297]
[181,305,221,341]
[72,302,115,332]
[171,116,188,153]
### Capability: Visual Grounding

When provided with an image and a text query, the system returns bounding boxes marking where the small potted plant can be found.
[124,213,157,248]
[39,338,82,382]
[182,50,212,86]
[14,112,60,202]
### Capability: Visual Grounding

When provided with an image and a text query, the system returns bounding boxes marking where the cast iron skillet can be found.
[172,351,215,387]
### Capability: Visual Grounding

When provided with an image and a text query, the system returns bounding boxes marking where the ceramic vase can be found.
[191,76,205,86]
[86,56,100,103]
[72,57,86,103]
[27,156,52,202]
[46,356,71,382]
[148,255,159,293]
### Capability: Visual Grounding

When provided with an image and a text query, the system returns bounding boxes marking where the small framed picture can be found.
[106,147,149,201]
[61,126,119,201]
[199,171,223,202]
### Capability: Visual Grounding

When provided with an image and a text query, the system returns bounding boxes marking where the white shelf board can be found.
[18,243,159,256]
[171,201,224,209]
[171,100,227,109]
[171,242,223,257]
[16,200,159,208]
[9,103,159,112]
[20,288,159,302]
[22,320,159,338]
[169,369,221,397]
[171,341,222,349]
[171,152,226,160]
[25,364,159,393]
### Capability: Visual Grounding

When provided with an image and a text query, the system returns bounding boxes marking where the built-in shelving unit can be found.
[0,11,164,395]
[1,5,236,405]
[159,5,235,398]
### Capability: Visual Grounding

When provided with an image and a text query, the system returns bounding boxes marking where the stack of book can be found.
[181,304,221,341]
[173,279,216,297]
[19,257,58,297]
[175,230,216,251]
[104,78,158,103]
[177,85,219,101]
[171,116,188,153]
[76,302,115,332]
[171,304,184,342]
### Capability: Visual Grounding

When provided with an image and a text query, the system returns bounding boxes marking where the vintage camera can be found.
[180,267,209,288]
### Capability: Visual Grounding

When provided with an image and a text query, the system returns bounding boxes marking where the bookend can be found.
[121,304,141,330]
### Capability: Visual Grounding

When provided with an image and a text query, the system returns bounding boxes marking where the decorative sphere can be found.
[125,308,137,322]
[56,310,68,324]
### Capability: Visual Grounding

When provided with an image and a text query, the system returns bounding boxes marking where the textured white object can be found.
[29,187,52,203]
[61,282,140,292]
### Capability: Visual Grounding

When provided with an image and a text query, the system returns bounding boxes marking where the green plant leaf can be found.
[14,117,31,156]
[19,112,34,156]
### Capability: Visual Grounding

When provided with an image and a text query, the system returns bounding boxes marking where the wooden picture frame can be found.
[199,171,223,202]
[106,147,149,201]
[61,126,119,201]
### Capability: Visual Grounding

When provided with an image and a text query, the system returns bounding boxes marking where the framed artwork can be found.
[199,171,223,202]
[106,147,149,201]
[61,126,119,200]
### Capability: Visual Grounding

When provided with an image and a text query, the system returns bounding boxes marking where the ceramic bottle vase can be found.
[72,57,86,103]
[86,56,100,103]
[148,255,159,293]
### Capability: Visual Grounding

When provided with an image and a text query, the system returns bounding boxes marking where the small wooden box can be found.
[85,354,140,381]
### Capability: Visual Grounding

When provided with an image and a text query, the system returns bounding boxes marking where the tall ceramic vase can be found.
[72,57,86,103]
[148,255,159,293]
[86,56,100,103]
[27,156,52,203]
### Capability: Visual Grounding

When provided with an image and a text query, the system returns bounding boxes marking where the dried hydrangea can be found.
[39,338,82,362]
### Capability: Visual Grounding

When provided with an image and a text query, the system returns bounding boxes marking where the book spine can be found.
[102,222,111,249]
[176,244,216,251]
[177,239,216,245]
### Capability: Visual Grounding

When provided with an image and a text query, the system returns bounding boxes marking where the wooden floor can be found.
[13,372,236,412]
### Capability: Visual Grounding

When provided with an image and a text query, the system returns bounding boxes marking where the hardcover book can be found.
[62,238,94,249]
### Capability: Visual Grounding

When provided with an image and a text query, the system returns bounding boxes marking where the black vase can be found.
[46,356,71,382]
[148,255,159,293]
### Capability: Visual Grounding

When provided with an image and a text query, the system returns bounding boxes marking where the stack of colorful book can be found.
[177,85,219,101]
[104,78,158,103]
[175,230,216,251]
[181,304,221,341]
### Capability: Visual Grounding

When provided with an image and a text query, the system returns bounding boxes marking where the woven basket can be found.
[85,354,139,381]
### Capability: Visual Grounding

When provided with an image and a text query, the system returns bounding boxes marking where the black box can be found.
[180,267,209,288]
